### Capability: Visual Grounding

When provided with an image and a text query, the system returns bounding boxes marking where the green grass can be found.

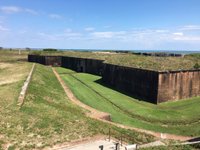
[140,144,199,150]
[0,50,28,63]
[0,51,154,149]
[56,67,200,136]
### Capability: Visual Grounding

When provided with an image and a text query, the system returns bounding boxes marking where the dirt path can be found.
[52,68,110,121]
[52,68,193,142]
[49,135,111,150]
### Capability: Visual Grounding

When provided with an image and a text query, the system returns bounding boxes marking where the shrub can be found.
[43,48,57,52]
[193,63,200,69]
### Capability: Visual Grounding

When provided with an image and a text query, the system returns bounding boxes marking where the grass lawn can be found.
[0,51,154,149]
[56,67,200,136]
[140,144,199,150]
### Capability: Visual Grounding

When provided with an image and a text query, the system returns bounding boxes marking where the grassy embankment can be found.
[0,50,153,149]
[31,50,200,71]
[56,67,200,137]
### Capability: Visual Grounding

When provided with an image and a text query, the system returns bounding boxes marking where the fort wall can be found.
[102,64,159,103]
[28,55,45,65]
[45,56,62,66]
[157,70,200,103]
[28,54,200,103]
[61,56,104,75]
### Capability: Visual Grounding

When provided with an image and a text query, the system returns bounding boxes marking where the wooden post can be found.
[109,128,111,142]
[99,145,103,150]
[120,133,123,146]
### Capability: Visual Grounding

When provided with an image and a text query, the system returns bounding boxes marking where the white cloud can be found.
[179,25,200,31]
[49,14,62,19]
[0,6,38,15]
[84,27,95,31]
[2,24,200,50]
[155,30,169,33]
[173,32,184,36]
[173,36,200,41]
[37,29,82,41]
[62,29,82,38]
[0,25,9,31]
[0,6,21,14]
[24,9,38,15]
[90,31,126,39]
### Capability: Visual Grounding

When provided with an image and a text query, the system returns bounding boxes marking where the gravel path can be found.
[59,139,124,150]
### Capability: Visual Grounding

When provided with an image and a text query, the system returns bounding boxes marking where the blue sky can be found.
[0,0,200,50]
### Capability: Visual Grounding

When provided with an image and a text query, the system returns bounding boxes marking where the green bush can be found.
[43,48,57,52]
[194,63,200,69]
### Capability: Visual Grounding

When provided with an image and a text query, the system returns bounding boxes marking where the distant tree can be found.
[25,47,31,51]
[194,63,200,69]
[0,47,3,50]
[43,48,57,52]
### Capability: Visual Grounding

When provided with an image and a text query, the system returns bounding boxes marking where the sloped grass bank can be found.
[56,67,200,136]
[0,63,154,149]
[0,61,32,149]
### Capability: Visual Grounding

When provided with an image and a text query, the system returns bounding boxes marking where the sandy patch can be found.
[0,63,13,69]
[0,79,19,86]
[0,73,24,86]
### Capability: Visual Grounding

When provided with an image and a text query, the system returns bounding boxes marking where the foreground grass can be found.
[0,54,154,149]
[0,50,28,63]
[141,143,200,150]
[56,67,200,136]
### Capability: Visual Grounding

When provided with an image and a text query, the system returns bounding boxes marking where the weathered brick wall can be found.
[61,56,104,75]
[28,54,200,104]
[28,55,45,65]
[102,64,159,103]
[157,70,200,103]
[28,55,61,66]
[45,56,62,66]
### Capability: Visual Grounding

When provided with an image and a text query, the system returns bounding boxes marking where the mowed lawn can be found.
[56,67,200,136]
[0,51,154,149]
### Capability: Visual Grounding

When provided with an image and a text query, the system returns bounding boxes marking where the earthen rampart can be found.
[28,54,200,103]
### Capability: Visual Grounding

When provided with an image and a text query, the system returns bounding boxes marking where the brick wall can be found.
[28,54,200,103]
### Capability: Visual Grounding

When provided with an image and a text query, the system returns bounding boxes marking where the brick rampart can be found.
[28,54,200,103]
[157,70,200,103]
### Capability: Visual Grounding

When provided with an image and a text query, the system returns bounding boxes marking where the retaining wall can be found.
[102,64,159,103]
[157,70,200,103]
[45,56,62,66]
[61,56,104,75]
[28,55,45,65]
[28,54,200,104]
[28,55,62,66]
